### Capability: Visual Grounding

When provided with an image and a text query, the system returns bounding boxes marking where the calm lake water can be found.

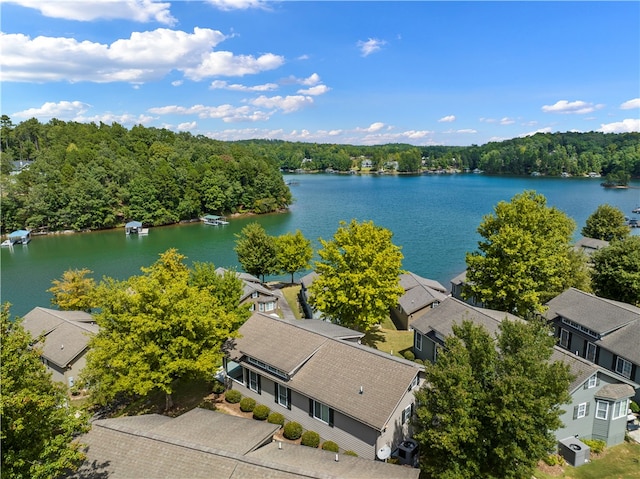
[2,174,639,318]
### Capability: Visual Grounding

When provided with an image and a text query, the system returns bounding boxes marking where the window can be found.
[251,291,259,299]
[595,400,609,420]
[248,370,261,393]
[559,328,570,349]
[587,374,597,389]
[265,301,275,312]
[434,344,441,362]
[402,403,414,424]
[615,357,632,378]
[312,400,333,425]
[612,399,628,419]
[258,303,265,312]
[415,333,422,352]
[586,342,597,362]
[276,384,290,409]
[225,359,244,384]
[409,375,419,390]
[575,402,588,419]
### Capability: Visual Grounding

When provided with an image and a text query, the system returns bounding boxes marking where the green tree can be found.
[1,304,90,479]
[308,219,404,333]
[581,204,630,242]
[234,222,278,282]
[590,236,640,306]
[276,229,313,284]
[465,191,580,315]
[414,317,572,479]
[47,268,96,312]
[190,262,252,321]
[82,249,246,410]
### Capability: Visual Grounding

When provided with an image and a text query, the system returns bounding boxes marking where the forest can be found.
[1,116,639,234]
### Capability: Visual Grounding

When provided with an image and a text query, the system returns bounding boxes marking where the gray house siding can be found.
[592,417,610,443]
[555,375,598,442]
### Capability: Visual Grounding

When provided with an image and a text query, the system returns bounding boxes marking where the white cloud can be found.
[210,80,278,91]
[356,122,385,133]
[357,38,386,57]
[171,80,183,87]
[438,115,456,123]
[542,100,603,114]
[456,129,477,134]
[250,95,314,113]
[299,73,321,86]
[12,100,91,119]
[1,28,284,83]
[520,127,554,137]
[177,121,197,131]
[205,0,269,11]
[148,103,270,122]
[500,117,515,125]
[598,118,640,133]
[620,98,640,110]
[297,84,330,96]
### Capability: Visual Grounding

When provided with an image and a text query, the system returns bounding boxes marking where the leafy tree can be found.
[590,236,640,306]
[1,304,90,479]
[308,219,404,333]
[465,191,581,315]
[581,204,630,242]
[414,317,572,479]
[190,262,252,320]
[82,249,246,410]
[47,268,96,312]
[276,229,313,284]
[234,222,278,282]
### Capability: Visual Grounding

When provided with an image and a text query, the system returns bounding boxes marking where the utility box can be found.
[558,437,590,467]
[393,439,419,467]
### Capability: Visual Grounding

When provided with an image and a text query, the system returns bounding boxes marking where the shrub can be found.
[414,358,424,365]
[582,439,606,454]
[321,441,339,452]
[343,450,358,457]
[198,400,217,411]
[283,421,303,440]
[240,397,256,412]
[403,350,415,361]
[225,389,241,404]
[630,400,639,414]
[301,430,320,448]
[543,454,566,466]
[212,380,226,395]
[253,404,270,420]
[267,412,285,426]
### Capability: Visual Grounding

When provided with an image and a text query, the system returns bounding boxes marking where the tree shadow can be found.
[69,456,111,479]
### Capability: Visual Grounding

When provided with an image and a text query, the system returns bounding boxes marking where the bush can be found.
[267,412,285,426]
[240,397,256,412]
[283,421,303,440]
[414,358,424,365]
[403,350,415,361]
[321,441,339,452]
[253,404,270,420]
[630,400,639,414]
[212,380,226,395]
[343,450,358,457]
[198,400,217,411]
[582,439,606,454]
[301,430,320,448]
[543,454,566,466]
[225,389,241,404]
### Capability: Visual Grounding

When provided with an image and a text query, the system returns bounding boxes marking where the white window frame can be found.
[615,357,632,378]
[251,291,259,299]
[313,401,330,424]
[402,404,413,424]
[587,374,597,389]
[595,400,609,420]
[586,342,597,362]
[415,333,422,352]
[576,402,587,419]
[276,384,289,408]
[265,301,275,312]
[559,328,570,349]
[612,399,628,419]
[248,370,260,393]
[258,303,265,312]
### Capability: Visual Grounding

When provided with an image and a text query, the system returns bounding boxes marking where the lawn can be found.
[534,441,640,479]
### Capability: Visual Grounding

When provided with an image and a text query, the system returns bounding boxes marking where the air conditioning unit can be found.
[558,437,590,467]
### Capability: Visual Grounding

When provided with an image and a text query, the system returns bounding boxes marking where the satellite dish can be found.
[377,445,391,460]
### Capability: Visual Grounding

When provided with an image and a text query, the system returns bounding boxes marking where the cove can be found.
[2,174,639,318]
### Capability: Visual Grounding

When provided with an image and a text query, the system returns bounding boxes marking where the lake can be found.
[2,173,639,318]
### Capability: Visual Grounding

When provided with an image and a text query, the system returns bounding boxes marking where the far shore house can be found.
[391,272,448,330]
[224,312,424,460]
[21,307,97,388]
[410,297,638,447]
[215,267,279,314]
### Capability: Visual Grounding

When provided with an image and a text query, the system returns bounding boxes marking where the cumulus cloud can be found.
[598,118,640,133]
[177,121,197,131]
[297,84,330,96]
[438,115,456,123]
[358,122,386,133]
[210,80,278,91]
[0,28,283,83]
[620,98,640,110]
[149,103,270,122]
[357,38,386,57]
[250,95,314,113]
[12,100,91,119]
[4,0,176,24]
[520,127,554,137]
[205,0,269,11]
[542,100,603,114]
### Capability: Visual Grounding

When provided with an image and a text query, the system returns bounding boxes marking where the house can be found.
[224,312,424,459]
[410,297,638,447]
[449,270,483,307]
[543,288,640,401]
[298,270,320,319]
[216,267,279,314]
[21,307,97,388]
[391,272,448,330]
[574,236,609,257]
[68,408,419,479]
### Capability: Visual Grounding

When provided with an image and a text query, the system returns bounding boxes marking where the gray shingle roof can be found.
[595,383,636,401]
[574,236,609,254]
[397,284,447,315]
[550,347,599,392]
[21,307,97,368]
[597,320,640,364]
[284,318,364,340]
[399,271,447,294]
[544,288,640,335]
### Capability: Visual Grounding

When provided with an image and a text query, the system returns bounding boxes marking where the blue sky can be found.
[1,1,639,146]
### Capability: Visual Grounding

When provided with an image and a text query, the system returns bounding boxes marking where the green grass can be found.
[281,284,302,319]
[534,441,640,479]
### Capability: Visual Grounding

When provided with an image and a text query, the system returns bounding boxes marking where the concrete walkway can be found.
[270,283,297,321]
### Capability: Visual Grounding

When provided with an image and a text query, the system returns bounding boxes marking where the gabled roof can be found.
[399,271,447,294]
[21,307,97,368]
[597,319,640,364]
[574,236,609,255]
[397,283,447,315]
[300,270,319,288]
[215,267,261,284]
[550,347,599,392]
[450,270,467,286]
[229,313,422,431]
[544,288,640,336]
[284,318,364,341]
[595,383,636,401]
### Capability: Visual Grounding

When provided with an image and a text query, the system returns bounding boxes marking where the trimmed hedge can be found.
[403,350,415,361]
[225,389,241,404]
[212,380,226,395]
[301,431,320,448]
[240,397,256,412]
[253,404,270,420]
[283,421,303,440]
[267,412,285,426]
[321,441,339,452]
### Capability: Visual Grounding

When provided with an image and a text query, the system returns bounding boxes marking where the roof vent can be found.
[61,344,64,350]
[359,386,364,394]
